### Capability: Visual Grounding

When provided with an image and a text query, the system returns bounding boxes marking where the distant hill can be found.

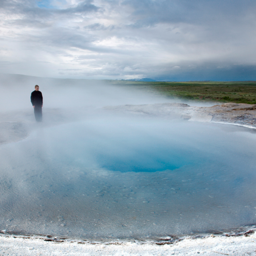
[125,78,156,82]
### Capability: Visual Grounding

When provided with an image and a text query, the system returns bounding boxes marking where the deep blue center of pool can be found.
[59,124,201,173]
[96,147,185,172]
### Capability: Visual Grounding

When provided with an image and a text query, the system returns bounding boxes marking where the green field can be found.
[110,81,256,104]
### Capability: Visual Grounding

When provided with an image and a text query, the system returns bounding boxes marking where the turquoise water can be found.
[58,121,200,173]
[0,116,256,239]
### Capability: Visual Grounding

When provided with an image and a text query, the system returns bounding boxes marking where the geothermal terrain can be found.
[0,74,256,255]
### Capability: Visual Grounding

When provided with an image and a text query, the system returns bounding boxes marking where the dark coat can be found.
[31,90,43,106]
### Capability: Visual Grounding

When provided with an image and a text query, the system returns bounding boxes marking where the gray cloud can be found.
[66,0,99,13]
[0,0,256,80]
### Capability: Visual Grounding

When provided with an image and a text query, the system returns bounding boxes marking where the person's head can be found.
[35,85,39,91]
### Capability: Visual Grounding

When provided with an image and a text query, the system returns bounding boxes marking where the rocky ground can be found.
[104,102,256,128]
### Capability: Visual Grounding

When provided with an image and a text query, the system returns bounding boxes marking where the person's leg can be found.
[34,106,42,122]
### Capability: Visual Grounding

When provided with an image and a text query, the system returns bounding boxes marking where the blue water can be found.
[64,124,199,173]
[41,118,212,174]
[0,116,256,239]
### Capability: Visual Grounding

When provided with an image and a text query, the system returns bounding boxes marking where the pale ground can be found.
[1,103,256,255]
[0,232,256,255]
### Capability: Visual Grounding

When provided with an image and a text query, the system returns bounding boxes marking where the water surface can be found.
[1,116,256,239]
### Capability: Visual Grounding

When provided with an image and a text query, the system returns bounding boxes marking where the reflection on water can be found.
[0,116,256,239]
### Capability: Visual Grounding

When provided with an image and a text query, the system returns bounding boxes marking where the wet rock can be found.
[244,230,254,237]
[44,239,54,242]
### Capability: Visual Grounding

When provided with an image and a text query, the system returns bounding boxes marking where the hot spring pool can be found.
[0,116,256,240]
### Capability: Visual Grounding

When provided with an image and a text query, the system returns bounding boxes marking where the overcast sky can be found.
[0,0,256,81]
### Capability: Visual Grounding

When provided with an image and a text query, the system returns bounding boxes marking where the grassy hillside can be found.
[110,81,256,104]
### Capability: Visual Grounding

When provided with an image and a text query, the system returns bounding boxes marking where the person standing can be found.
[31,85,43,122]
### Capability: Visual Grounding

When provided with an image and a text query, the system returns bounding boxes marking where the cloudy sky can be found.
[0,0,256,81]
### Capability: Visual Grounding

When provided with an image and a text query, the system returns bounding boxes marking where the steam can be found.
[0,74,256,239]
[0,74,171,113]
